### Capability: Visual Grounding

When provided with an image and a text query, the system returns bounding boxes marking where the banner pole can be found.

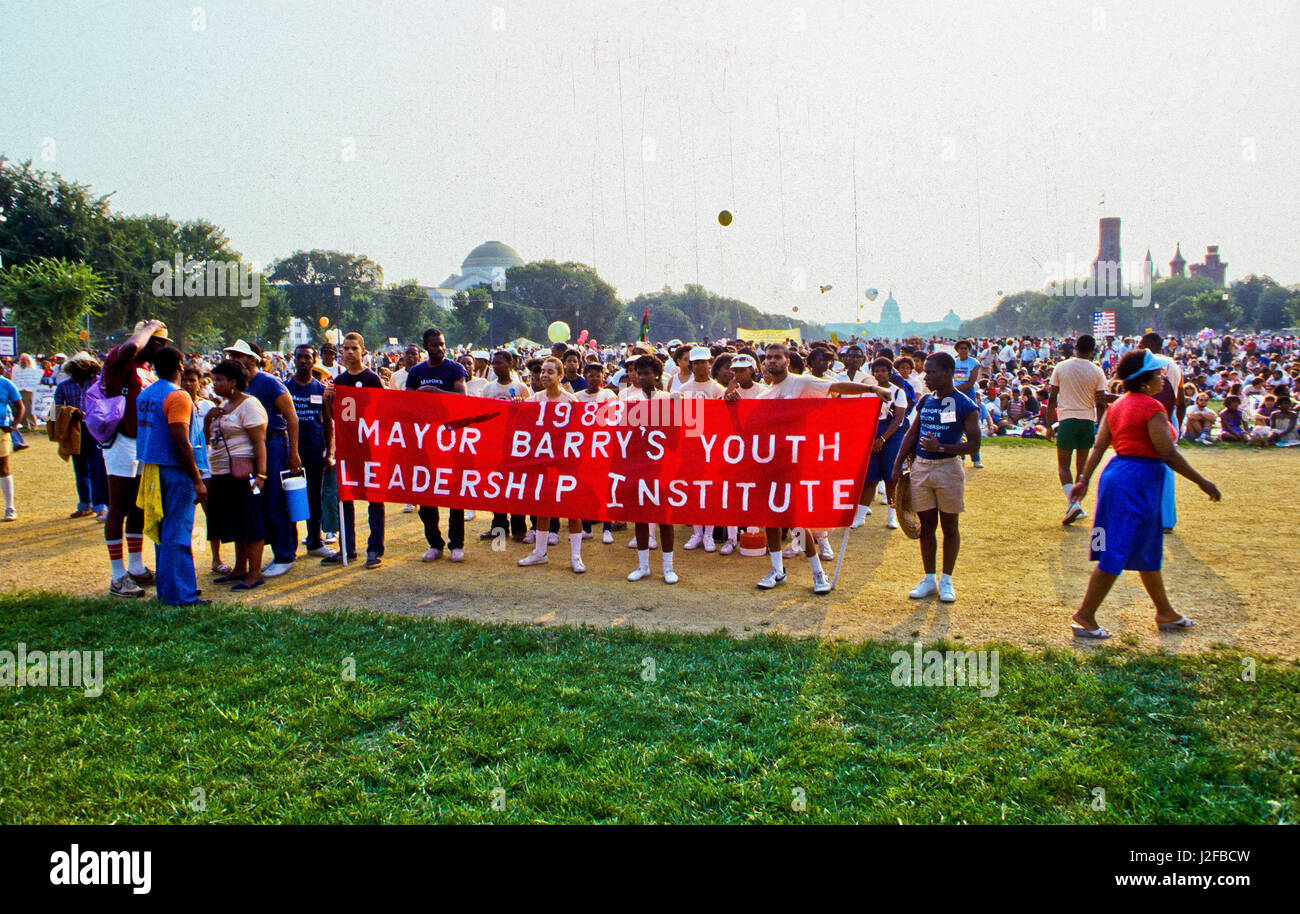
[338,497,348,566]
[831,525,851,590]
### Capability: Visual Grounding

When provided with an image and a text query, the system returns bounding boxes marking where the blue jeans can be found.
[73,428,109,511]
[156,465,201,605]
[262,435,297,564]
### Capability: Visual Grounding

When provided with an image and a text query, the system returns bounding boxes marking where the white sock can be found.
[940,573,952,585]
[0,475,12,510]
[569,533,583,559]
[726,526,738,542]
[808,554,824,575]
[923,573,936,584]
[703,525,714,538]
[769,550,784,576]
[854,504,868,522]
[692,524,703,537]
[126,537,146,574]
[1062,483,1073,504]
[815,534,829,549]
[637,548,650,573]
[533,536,548,556]
[662,551,674,572]
[107,539,125,579]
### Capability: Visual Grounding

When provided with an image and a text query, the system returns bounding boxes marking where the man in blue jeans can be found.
[133,346,210,606]
[223,339,302,577]
[286,343,335,558]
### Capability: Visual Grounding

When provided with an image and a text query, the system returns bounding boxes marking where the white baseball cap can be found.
[689,346,710,362]
[731,354,757,370]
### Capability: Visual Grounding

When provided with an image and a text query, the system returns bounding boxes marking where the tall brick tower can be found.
[1170,244,1186,278]
[1090,217,1122,295]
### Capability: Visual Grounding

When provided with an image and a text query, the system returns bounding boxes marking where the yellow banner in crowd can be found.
[736,327,802,344]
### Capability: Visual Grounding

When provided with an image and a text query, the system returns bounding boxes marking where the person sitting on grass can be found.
[1265,388,1299,446]
[1218,395,1247,442]
[1183,391,1218,444]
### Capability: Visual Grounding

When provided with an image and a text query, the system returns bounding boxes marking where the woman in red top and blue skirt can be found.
[1066,350,1221,639]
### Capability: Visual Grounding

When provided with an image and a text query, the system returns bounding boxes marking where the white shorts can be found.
[103,434,139,478]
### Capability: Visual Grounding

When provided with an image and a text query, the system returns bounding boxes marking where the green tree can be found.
[1193,289,1241,330]
[0,257,107,352]
[383,280,431,346]
[503,261,624,344]
[266,250,383,332]
[448,287,491,346]
[0,158,113,270]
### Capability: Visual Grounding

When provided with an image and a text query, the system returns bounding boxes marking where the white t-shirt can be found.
[528,388,577,403]
[1048,358,1106,422]
[465,377,488,397]
[677,377,725,399]
[576,386,617,402]
[759,373,832,399]
[731,382,767,399]
[389,367,410,390]
[834,369,870,399]
[874,383,909,428]
[480,374,525,400]
[618,386,672,401]
[668,371,691,394]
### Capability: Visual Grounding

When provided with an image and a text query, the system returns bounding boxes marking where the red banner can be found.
[332,389,879,528]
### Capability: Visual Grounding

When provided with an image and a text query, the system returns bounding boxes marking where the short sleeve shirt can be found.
[286,377,328,456]
[405,359,468,394]
[1107,392,1165,458]
[677,377,726,399]
[914,390,977,459]
[759,374,833,399]
[334,369,385,390]
[247,371,290,433]
[953,357,981,386]
[0,376,23,425]
[1049,358,1106,422]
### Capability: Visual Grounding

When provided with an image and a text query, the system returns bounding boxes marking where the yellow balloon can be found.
[547,321,570,343]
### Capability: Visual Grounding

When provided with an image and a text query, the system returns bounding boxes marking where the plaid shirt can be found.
[54,376,93,413]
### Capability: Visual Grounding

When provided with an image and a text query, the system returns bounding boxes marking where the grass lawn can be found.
[0,592,1295,824]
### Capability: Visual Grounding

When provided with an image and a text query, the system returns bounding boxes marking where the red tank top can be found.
[1107,392,1166,459]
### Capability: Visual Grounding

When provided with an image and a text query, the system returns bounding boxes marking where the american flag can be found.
[1093,311,1115,336]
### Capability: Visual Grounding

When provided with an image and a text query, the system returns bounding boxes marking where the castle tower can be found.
[1170,243,1186,278]
[1189,245,1227,286]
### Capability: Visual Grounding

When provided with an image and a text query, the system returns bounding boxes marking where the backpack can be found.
[84,376,128,444]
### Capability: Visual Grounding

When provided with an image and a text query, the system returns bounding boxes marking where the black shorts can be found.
[206,473,266,544]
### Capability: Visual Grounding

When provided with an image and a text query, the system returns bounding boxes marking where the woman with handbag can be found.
[205,359,270,590]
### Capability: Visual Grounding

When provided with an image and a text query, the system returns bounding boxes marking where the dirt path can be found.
[3,437,1296,658]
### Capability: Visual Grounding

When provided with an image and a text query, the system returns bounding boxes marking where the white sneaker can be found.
[518,552,548,567]
[812,570,831,594]
[851,514,867,529]
[523,531,536,544]
[110,574,144,598]
[782,543,800,559]
[309,546,338,559]
[909,577,938,599]
[421,548,442,562]
[571,556,586,574]
[627,535,639,548]
[757,570,787,590]
[547,532,559,546]
[1063,503,1085,525]
[323,532,337,544]
[819,539,833,561]
[684,532,704,550]
[939,578,956,603]
[886,508,899,530]
[703,537,717,553]
[647,537,657,550]
[877,482,887,498]
[465,510,476,521]
[863,506,872,516]
[627,567,651,582]
[449,548,465,562]
[664,569,679,584]
[581,530,594,540]
[402,504,416,513]
[2,507,16,521]
[719,540,736,556]
[602,529,614,544]
[262,561,294,578]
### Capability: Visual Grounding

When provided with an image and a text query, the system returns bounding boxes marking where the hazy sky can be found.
[2,0,1297,326]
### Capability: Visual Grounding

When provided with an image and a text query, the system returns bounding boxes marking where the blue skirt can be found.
[1090,455,1165,574]
[866,432,905,485]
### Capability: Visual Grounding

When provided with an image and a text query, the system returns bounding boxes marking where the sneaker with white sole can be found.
[602,530,614,544]
[719,540,736,555]
[262,562,294,578]
[886,508,899,530]
[421,548,442,562]
[703,537,716,553]
[307,546,335,557]
[812,570,831,594]
[684,533,704,550]
[110,574,144,598]
[664,569,679,584]
[909,577,938,599]
[547,532,559,546]
[517,552,548,567]
[571,556,586,574]
[627,567,651,582]
[3,507,17,522]
[449,548,465,562]
[402,504,416,513]
[971,460,983,468]
[781,543,800,559]
[850,514,866,529]
[757,570,787,590]
[629,535,658,549]
[938,578,956,602]
[1063,503,1085,525]
[819,540,833,561]
[465,510,476,521]
[523,531,536,544]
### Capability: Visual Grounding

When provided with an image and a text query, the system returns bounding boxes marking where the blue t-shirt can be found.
[914,390,977,459]
[0,376,20,426]
[247,371,290,433]
[953,356,981,386]
[286,377,327,457]
[405,359,468,394]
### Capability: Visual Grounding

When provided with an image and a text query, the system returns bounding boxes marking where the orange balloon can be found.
[318,316,330,328]
[78,329,89,340]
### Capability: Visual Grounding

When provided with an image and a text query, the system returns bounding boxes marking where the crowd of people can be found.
[1,322,1290,634]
